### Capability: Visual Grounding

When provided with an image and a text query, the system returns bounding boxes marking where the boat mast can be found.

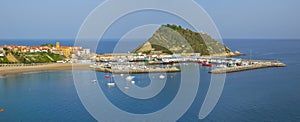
[250,49,252,64]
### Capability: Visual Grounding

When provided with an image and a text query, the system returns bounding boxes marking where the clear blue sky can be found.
[0,0,299,39]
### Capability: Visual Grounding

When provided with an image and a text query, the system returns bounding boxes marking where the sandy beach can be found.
[0,63,91,76]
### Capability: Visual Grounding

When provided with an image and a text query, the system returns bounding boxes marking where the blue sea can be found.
[0,39,300,121]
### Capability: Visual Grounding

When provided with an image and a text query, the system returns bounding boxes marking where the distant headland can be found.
[134,24,243,57]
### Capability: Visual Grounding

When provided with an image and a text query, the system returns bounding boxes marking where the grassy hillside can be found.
[0,52,65,64]
[134,24,232,55]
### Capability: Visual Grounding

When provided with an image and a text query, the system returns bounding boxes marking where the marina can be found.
[0,53,286,75]
[91,64,181,74]
[92,53,286,74]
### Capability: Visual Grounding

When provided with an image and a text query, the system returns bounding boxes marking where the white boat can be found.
[159,74,166,79]
[125,76,135,81]
[91,80,97,83]
[107,82,115,87]
[216,64,227,68]
[131,81,135,84]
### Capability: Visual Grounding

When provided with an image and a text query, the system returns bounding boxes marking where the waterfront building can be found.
[77,49,90,56]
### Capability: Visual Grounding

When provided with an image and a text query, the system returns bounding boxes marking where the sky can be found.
[0,0,299,39]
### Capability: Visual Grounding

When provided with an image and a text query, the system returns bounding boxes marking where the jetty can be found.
[94,67,180,74]
[209,60,286,74]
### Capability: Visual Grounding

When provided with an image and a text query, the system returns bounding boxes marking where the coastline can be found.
[0,63,91,77]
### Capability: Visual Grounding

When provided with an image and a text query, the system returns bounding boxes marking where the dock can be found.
[94,67,180,74]
[209,61,286,74]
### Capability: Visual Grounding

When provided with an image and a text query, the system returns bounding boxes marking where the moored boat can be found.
[202,61,213,67]
[107,82,115,87]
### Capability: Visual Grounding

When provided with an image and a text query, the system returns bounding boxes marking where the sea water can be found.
[0,39,300,121]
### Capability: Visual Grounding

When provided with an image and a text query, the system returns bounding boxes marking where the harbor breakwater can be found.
[94,67,180,74]
[209,61,286,74]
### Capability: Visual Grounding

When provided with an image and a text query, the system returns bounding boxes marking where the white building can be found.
[77,48,91,56]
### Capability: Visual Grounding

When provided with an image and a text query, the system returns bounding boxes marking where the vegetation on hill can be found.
[134,24,232,55]
[40,44,55,47]
[0,51,65,64]
[0,56,9,63]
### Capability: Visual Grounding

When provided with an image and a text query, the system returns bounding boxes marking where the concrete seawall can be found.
[209,62,286,74]
[94,67,180,74]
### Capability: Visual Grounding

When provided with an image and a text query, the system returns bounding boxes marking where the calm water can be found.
[0,39,300,121]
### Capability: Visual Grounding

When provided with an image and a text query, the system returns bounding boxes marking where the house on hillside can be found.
[77,48,90,56]
[0,47,6,57]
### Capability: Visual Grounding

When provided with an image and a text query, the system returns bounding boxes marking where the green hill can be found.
[133,24,234,56]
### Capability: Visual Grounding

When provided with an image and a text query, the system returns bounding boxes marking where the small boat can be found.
[125,76,135,81]
[105,75,110,79]
[131,81,135,84]
[107,83,115,87]
[216,64,227,68]
[159,74,166,79]
[0,108,4,113]
[202,63,212,67]
[91,80,97,83]
[202,61,213,67]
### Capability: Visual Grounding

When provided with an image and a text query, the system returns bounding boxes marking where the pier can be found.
[94,67,180,74]
[209,61,286,74]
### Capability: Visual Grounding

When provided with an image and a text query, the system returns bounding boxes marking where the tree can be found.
[3,47,8,51]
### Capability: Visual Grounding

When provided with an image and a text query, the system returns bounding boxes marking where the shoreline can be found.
[0,63,91,77]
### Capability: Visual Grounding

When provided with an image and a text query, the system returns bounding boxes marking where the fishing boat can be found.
[0,108,4,113]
